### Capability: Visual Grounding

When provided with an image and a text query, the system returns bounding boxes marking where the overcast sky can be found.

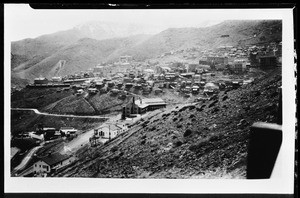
[5,4,284,41]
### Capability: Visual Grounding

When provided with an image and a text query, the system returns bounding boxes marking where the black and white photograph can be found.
[4,4,296,194]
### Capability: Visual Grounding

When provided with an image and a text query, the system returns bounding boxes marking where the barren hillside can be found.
[55,68,281,178]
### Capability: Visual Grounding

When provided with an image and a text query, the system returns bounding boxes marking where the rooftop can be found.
[43,127,56,131]
[98,124,123,131]
[34,77,47,80]
[40,153,70,166]
[60,127,76,131]
[135,98,166,108]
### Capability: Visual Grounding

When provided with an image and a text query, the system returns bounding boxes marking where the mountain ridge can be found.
[11,20,282,85]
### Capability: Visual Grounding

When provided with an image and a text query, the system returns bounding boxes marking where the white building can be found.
[94,123,128,140]
[59,127,78,136]
[33,153,75,174]
[51,77,62,82]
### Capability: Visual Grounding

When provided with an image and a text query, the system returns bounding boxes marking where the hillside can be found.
[55,68,281,178]
[11,20,281,84]
[11,88,73,109]
[16,35,151,80]
[11,86,134,116]
[43,92,133,115]
[74,20,163,40]
[121,20,281,61]
[11,110,106,137]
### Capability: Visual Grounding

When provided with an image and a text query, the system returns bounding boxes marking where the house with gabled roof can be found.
[121,97,166,119]
[94,123,128,140]
[33,153,75,174]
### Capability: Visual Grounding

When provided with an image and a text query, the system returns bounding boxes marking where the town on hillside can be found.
[10,39,283,178]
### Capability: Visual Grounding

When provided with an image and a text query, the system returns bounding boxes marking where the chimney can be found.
[140,98,142,104]
[132,96,135,104]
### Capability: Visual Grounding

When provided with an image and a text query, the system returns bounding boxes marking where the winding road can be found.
[12,145,42,174]
[11,108,110,119]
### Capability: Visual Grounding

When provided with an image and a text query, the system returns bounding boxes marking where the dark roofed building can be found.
[34,77,48,85]
[122,97,166,119]
[259,56,277,69]
[33,153,74,174]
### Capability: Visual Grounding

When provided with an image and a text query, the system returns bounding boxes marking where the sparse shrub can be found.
[209,134,224,142]
[196,107,203,112]
[174,141,183,147]
[188,142,206,151]
[189,105,195,110]
[162,113,170,117]
[254,90,261,96]
[222,96,228,101]
[141,139,146,145]
[184,129,192,137]
[179,106,189,112]
[142,121,149,128]
[208,101,217,108]
[189,114,195,118]
[177,124,182,128]
[111,146,118,152]
[211,107,219,113]
[173,117,178,121]
[150,126,156,131]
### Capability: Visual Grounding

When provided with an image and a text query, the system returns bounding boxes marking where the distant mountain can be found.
[16,35,151,80]
[110,20,282,61]
[73,21,163,40]
[11,20,282,84]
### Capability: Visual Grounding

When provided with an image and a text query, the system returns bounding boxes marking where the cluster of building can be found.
[23,126,78,142]
[29,41,280,102]
[197,42,281,72]
[13,126,78,177]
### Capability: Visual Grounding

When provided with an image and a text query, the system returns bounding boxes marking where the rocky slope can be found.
[55,68,282,178]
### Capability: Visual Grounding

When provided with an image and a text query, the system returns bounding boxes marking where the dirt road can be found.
[11,108,110,119]
[59,114,122,154]
[12,145,42,173]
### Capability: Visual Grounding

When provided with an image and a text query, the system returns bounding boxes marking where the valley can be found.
[10,19,283,179]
